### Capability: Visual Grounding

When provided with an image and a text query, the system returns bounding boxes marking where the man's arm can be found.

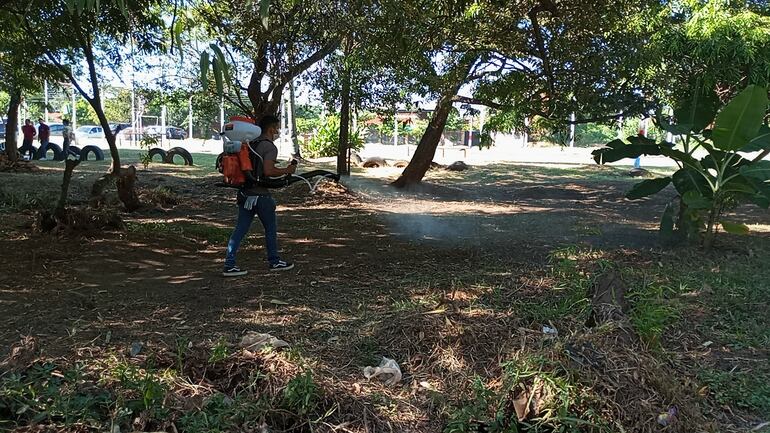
[263,159,297,177]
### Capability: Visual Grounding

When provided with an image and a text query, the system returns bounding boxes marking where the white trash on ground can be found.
[363,357,402,386]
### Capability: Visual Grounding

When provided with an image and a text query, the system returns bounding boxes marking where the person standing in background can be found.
[62,119,74,158]
[37,117,50,160]
[20,119,36,159]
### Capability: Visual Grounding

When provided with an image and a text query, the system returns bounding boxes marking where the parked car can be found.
[166,126,187,139]
[75,125,105,139]
[144,125,187,140]
[46,123,64,136]
[109,123,131,135]
[1,120,17,141]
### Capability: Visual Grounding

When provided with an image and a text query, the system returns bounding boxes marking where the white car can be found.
[75,125,105,139]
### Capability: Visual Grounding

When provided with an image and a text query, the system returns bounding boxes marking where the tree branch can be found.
[282,39,340,83]
[223,93,253,117]
[527,0,559,103]
[452,95,508,110]
[18,13,91,101]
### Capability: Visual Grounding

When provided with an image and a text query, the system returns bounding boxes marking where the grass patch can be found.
[444,355,609,433]
[0,188,45,212]
[433,163,676,187]
[699,369,770,413]
[627,282,682,346]
[0,346,331,433]
[513,246,596,324]
[127,221,232,244]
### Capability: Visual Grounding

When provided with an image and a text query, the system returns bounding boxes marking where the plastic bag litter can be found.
[363,357,402,386]
[657,406,678,426]
[239,332,289,352]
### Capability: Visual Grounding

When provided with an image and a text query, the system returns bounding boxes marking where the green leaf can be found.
[173,19,185,59]
[659,202,676,245]
[260,0,271,29]
[720,221,749,235]
[626,177,672,200]
[199,52,210,88]
[116,0,127,17]
[659,146,702,170]
[209,43,229,78]
[673,85,720,133]
[712,85,768,151]
[682,190,712,209]
[592,138,663,164]
[672,168,712,198]
[212,57,224,96]
[739,160,770,181]
[740,125,770,153]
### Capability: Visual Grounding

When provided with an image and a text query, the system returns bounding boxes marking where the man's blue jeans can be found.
[224,195,279,268]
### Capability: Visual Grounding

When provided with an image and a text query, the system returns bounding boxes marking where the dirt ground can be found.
[1,158,768,432]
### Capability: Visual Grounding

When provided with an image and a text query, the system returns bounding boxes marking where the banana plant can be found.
[592,85,770,249]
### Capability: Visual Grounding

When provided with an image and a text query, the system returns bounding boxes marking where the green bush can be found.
[302,116,364,158]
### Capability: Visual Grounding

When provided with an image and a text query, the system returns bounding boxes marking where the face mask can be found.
[272,131,281,141]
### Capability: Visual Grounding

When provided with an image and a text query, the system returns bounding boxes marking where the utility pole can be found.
[188,96,193,141]
[393,108,398,146]
[219,98,225,132]
[161,105,167,148]
[71,87,77,131]
[44,80,49,122]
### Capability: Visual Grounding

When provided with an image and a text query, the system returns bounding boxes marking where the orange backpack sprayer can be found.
[218,116,262,187]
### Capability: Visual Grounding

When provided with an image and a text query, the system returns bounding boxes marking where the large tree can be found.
[383,0,661,188]
[649,0,770,103]
[7,0,166,209]
[195,0,343,121]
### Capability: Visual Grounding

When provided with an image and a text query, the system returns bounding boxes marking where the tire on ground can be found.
[164,146,193,165]
[80,145,105,161]
[446,161,469,171]
[362,156,388,168]
[392,160,409,168]
[19,145,38,159]
[215,152,224,172]
[350,152,363,166]
[66,145,81,158]
[35,142,65,161]
[148,147,167,162]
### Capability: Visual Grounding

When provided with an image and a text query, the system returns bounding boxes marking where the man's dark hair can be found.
[259,114,280,130]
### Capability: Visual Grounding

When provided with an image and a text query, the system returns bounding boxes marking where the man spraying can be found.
[223,115,297,277]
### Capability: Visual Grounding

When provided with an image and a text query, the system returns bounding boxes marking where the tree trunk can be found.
[392,93,455,188]
[82,37,141,211]
[56,158,81,217]
[4,89,21,163]
[337,60,352,176]
[289,80,301,159]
